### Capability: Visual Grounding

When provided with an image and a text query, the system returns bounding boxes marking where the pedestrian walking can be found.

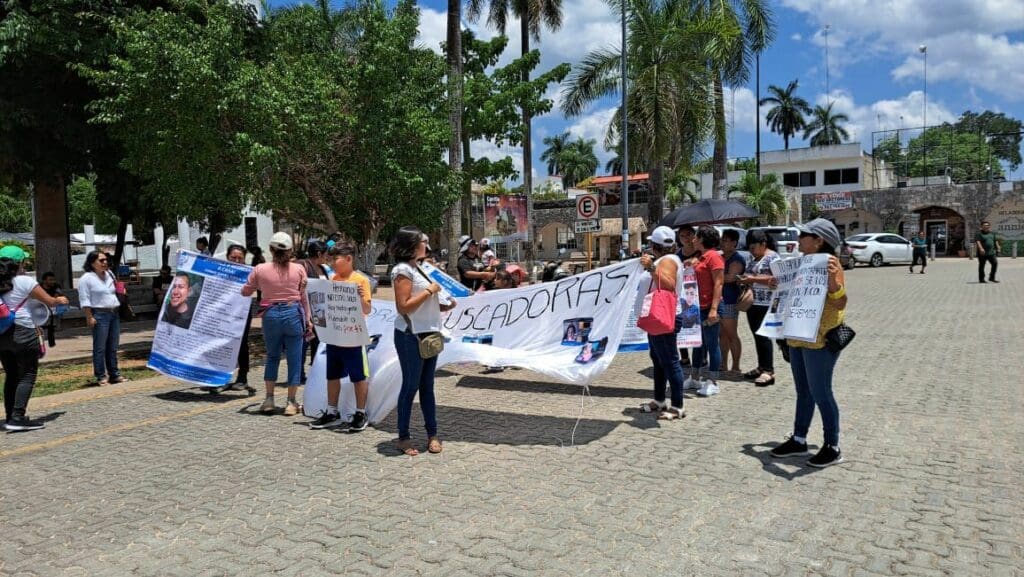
[392,227,456,455]
[769,219,848,468]
[685,225,724,397]
[975,221,1001,283]
[637,226,687,420]
[910,231,928,274]
[241,232,312,416]
[738,230,780,386]
[719,229,746,376]
[0,247,69,431]
[78,250,127,386]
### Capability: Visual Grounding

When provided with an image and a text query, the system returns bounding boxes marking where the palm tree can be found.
[728,172,786,225]
[760,79,811,149]
[804,102,850,147]
[540,132,570,175]
[561,0,717,225]
[691,0,775,199]
[559,137,599,188]
[444,0,463,272]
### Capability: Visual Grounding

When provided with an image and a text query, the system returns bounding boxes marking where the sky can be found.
[267,0,1024,182]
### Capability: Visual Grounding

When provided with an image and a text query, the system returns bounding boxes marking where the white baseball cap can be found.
[269,232,293,251]
[647,226,676,248]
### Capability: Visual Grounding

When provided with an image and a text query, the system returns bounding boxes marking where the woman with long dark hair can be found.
[241,233,311,415]
[686,225,724,397]
[770,219,848,468]
[391,227,456,455]
[79,250,126,385]
[0,246,69,430]
[738,230,780,386]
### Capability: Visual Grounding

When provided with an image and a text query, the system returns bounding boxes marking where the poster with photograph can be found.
[757,254,829,342]
[148,251,252,386]
[305,279,371,347]
[620,267,702,351]
[484,194,528,243]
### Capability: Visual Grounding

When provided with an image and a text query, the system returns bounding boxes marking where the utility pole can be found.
[620,0,629,258]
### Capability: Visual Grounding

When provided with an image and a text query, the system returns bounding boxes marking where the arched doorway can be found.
[831,208,883,239]
[913,206,965,256]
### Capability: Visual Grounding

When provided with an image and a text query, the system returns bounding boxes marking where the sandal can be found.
[657,406,685,420]
[742,368,762,380]
[427,437,443,454]
[396,439,419,456]
[640,400,667,413]
[754,372,775,387]
[109,376,129,384]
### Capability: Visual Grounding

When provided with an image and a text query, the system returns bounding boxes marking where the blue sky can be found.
[267,0,1024,181]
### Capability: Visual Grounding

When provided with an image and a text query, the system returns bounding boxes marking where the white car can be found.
[845,233,914,267]
[747,226,803,259]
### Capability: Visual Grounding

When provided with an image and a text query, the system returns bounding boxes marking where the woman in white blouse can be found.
[78,251,125,385]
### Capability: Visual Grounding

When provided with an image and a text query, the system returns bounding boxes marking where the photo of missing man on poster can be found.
[161,273,203,331]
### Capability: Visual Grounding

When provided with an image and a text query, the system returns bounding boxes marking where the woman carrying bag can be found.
[391,227,456,456]
[78,250,127,386]
[637,226,687,421]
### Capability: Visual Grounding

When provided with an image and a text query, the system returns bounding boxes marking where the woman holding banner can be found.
[224,245,255,393]
[770,219,847,468]
[738,230,780,386]
[637,226,686,420]
[241,233,311,416]
[391,227,456,456]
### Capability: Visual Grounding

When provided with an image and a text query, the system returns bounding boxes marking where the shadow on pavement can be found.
[455,374,645,399]
[740,442,824,481]
[152,389,252,404]
[372,403,621,456]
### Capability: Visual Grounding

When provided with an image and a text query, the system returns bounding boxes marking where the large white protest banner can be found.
[304,260,646,423]
[756,254,829,342]
[148,251,252,386]
[620,266,702,352]
[306,279,371,347]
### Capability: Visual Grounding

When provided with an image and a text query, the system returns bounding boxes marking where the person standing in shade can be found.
[78,250,127,386]
[309,240,373,432]
[738,230,780,386]
[196,236,211,256]
[719,229,746,376]
[770,218,848,468]
[686,226,724,397]
[392,226,456,455]
[40,272,63,348]
[910,230,928,274]
[456,236,494,290]
[241,233,312,416]
[975,221,1001,283]
[0,247,69,431]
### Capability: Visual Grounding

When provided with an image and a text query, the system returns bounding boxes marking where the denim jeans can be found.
[262,303,304,385]
[394,328,439,440]
[91,309,121,381]
[648,332,684,409]
[789,346,841,446]
[691,305,723,380]
[1,325,40,420]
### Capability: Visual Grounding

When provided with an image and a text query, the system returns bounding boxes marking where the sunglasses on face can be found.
[97,259,108,263]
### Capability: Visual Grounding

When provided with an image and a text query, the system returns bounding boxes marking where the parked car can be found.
[839,241,855,270]
[748,226,802,259]
[713,225,747,250]
[845,233,914,267]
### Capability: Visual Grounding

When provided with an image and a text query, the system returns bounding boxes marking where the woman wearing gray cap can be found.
[770,218,848,468]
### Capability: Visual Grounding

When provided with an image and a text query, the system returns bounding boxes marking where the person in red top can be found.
[685,225,725,397]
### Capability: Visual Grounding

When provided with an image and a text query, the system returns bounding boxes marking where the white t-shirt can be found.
[391,262,441,333]
[78,271,121,310]
[2,275,40,329]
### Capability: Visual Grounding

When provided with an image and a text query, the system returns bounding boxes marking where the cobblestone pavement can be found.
[2,260,1021,577]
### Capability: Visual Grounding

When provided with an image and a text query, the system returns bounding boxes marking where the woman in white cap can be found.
[769,218,848,468]
[637,226,687,420]
[241,232,312,416]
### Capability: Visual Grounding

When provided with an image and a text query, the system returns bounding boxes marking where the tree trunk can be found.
[357,237,384,277]
[112,216,129,273]
[444,0,463,274]
[207,211,227,255]
[462,136,473,237]
[31,176,71,287]
[521,12,535,264]
[783,133,789,150]
[712,73,728,200]
[647,161,665,227]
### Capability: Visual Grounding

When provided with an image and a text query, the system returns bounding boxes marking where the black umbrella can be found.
[659,199,759,227]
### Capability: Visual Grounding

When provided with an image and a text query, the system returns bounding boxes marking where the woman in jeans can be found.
[637,226,686,420]
[770,219,848,468]
[738,230,780,386]
[718,229,746,376]
[79,250,126,385]
[241,232,311,416]
[391,227,456,455]
[686,225,724,398]
[0,246,69,430]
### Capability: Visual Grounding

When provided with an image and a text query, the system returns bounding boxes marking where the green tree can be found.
[760,79,811,149]
[541,132,571,176]
[953,110,1022,170]
[728,172,785,225]
[0,188,32,232]
[906,129,1006,183]
[558,137,599,188]
[804,102,850,146]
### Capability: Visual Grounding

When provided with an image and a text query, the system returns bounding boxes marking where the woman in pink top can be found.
[241,232,311,416]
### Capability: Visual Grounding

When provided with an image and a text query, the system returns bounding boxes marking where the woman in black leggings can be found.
[738,230,780,386]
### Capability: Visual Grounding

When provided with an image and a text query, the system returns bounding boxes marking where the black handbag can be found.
[824,323,856,353]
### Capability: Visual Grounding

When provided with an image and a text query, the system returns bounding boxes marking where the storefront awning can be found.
[597,217,647,237]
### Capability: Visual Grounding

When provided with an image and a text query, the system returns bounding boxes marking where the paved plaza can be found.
[2,259,1022,577]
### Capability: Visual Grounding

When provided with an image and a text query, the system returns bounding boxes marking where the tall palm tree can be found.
[804,102,850,147]
[444,0,463,272]
[691,0,775,199]
[561,0,718,225]
[759,79,810,149]
[559,137,599,187]
[728,172,785,225]
[540,132,570,175]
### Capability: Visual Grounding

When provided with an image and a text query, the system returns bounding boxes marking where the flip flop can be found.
[427,437,443,454]
[396,439,419,456]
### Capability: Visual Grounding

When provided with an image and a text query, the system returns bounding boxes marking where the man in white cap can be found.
[456,235,495,290]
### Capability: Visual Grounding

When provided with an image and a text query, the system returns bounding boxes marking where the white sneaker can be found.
[684,376,701,390]
[697,380,720,397]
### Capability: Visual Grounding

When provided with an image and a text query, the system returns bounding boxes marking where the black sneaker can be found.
[990,279,1000,283]
[807,445,844,468]
[770,436,809,458]
[6,416,46,432]
[309,411,345,430]
[348,411,368,432]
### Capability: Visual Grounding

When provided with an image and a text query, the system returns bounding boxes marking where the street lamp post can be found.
[824,24,831,104]
[620,0,629,258]
[920,44,927,185]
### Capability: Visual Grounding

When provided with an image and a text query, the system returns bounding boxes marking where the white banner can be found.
[756,254,829,342]
[307,278,371,347]
[304,260,647,423]
[620,267,703,352]
[148,251,253,386]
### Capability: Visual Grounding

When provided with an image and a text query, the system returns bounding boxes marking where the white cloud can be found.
[416,7,447,54]
[566,106,616,145]
[815,90,956,147]
[790,33,802,42]
[470,139,523,180]
[890,33,1024,101]
[724,87,769,134]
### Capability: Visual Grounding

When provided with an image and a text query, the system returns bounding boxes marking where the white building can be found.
[690,170,747,199]
[759,143,893,195]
